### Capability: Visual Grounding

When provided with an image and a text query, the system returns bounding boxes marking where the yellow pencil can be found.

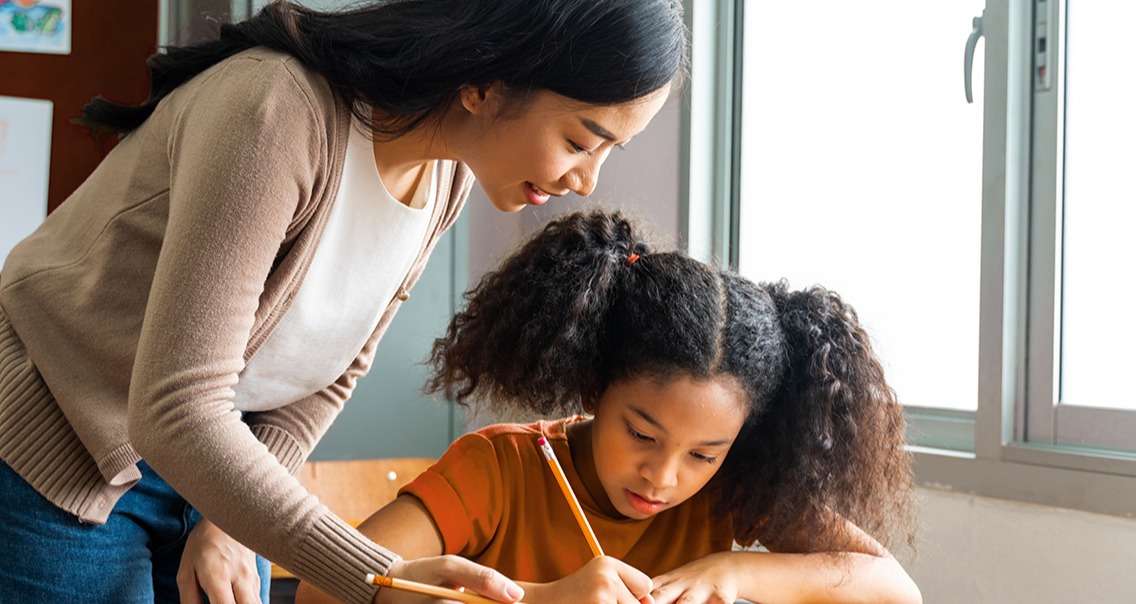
[536,435,605,558]
[365,573,506,604]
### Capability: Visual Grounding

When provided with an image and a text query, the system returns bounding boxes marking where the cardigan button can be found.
[396,289,410,302]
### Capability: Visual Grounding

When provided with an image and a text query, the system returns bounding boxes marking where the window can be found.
[736,1,986,414]
[1025,0,1136,453]
[685,0,1136,516]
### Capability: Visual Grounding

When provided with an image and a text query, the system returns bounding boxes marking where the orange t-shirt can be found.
[399,417,734,583]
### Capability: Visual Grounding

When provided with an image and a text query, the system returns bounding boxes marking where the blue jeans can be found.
[0,459,270,603]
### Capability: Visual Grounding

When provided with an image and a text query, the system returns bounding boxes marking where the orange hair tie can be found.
[626,253,641,266]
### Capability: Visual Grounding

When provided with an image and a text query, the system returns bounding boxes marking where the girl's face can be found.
[455,84,671,212]
[589,374,748,520]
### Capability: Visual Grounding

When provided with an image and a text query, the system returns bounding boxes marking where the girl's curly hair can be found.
[428,210,914,552]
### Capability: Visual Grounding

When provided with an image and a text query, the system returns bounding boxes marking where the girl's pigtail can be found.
[427,211,647,415]
[726,280,912,551]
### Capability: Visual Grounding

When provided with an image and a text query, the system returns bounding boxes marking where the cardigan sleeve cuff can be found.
[289,512,402,604]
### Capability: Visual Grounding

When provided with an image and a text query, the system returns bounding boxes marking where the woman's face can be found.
[589,373,748,520]
[456,84,672,212]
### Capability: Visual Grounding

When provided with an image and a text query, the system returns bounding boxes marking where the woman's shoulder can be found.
[192,46,339,122]
[156,45,348,216]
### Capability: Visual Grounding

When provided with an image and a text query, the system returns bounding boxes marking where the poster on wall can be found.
[0,96,52,263]
[0,0,70,55]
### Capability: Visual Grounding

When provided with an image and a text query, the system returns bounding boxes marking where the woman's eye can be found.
[568,140,591,155]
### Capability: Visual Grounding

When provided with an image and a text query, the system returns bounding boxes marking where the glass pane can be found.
[738,1,984,410]
[1059,2,1136,410]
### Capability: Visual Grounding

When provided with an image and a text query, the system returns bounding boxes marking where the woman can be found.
[0,1,684,603]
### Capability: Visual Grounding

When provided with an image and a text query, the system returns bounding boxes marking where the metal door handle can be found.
[965,13,985,103]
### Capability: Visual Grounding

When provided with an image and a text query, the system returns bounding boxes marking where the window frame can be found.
[684,0,1136,518]
[1024,0,1136,454]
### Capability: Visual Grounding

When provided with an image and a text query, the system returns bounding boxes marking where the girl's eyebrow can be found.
[628,404,733,447]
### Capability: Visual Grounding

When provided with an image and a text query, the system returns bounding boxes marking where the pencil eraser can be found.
[364,573,375,584]
[537,436,547,446]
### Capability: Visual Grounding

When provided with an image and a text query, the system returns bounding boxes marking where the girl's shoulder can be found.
[445,416,585,469]
[474,415,584,439]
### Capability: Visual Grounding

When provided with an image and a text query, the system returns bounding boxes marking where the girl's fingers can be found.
[673,589,702,604]
[615,587,644,604]
[650,585,680,604]
[651,579,692,604]
[612,560,653,600]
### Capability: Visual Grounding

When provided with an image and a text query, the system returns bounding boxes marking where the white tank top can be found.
[231,123,453,411]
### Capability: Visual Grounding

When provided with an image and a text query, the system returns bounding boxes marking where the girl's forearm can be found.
[516,581,547,600]
[729,551,922,604]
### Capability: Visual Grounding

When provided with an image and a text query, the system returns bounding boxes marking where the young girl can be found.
[298,211,921,604]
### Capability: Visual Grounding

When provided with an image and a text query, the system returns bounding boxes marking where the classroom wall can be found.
[0,1,157,212]
[905,488,1136,603]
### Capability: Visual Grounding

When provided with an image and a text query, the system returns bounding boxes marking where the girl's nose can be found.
[641,455,679,491]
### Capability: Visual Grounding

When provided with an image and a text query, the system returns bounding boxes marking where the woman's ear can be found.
[581,399,596,415]
[459,82,504,116]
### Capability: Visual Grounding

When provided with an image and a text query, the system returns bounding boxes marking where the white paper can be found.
[0,0,71,55]
[0,95,52,263]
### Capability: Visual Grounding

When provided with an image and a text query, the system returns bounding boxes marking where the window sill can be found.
[909,445,1136,519]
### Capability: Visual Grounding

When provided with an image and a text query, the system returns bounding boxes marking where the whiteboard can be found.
[0,95,52,264]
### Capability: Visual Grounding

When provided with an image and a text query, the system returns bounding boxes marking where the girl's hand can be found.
[177,518,261,604]
[524,556,655,604]
[376,555,525,604]
[649,552,740,604]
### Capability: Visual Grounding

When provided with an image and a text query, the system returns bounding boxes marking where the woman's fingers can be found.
[445,556,525,602]
[397,555,525,602]
[176,569,204,604]
[232,573,262,604]
[176,519,260,604]
[199,577,237,604]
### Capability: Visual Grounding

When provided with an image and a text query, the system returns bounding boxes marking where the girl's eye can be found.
[691,452,718,465]
[626,423,655,443]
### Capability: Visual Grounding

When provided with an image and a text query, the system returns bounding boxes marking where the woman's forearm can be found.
[731,550,922,604]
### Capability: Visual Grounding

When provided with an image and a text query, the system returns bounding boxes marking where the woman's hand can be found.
[522,556,654,604]
[177,518,261,604]
[375,555,525,604]
[649,552,740,604]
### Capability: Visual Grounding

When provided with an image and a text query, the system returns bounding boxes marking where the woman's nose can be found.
[562,169,596,197]
[562,155,603,197]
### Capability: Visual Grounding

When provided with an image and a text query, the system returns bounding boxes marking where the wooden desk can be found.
[271,458,435,580]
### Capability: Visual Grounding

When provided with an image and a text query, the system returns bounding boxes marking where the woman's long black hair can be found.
[428,211,915,553]
[81,0,687,137]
